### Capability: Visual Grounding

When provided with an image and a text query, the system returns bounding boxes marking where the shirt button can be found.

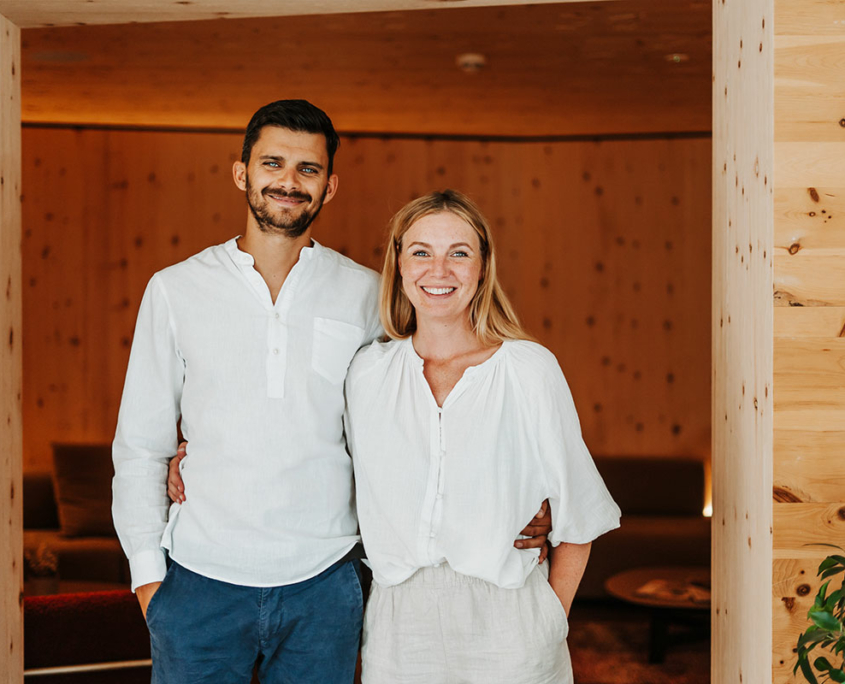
[429,532,436,538]
[272,348,279,355]
[436,493,443,500]
[274,313,280,320]
[434,563,441,568]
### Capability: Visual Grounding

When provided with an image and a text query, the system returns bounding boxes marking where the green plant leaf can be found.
[829,668,845,683]
[816,657,833,672]
[800,654,820,684]
[818,581,832,607]
[821,568,845,580]
[810,609,842,632]
[820,558,840,572]
[799,627,829,649]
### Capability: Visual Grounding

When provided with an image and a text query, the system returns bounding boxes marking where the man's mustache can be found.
[262,188,312,203]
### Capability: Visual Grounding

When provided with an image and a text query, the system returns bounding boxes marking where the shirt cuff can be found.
[549,508,621,547]
[129,548,168,593]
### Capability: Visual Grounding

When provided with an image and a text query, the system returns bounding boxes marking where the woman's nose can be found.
[430,256,449,277]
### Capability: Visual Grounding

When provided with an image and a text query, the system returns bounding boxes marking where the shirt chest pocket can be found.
[312,317,365,384]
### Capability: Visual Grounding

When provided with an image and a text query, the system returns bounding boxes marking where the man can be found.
[113,99,548,683]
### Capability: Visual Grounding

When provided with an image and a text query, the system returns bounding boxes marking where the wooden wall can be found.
[772,0,845,680]
[21,127,712,475]
[1,13,23,682]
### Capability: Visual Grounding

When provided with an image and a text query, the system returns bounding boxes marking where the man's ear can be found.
[233,161,247,192]
[322,173,339,205]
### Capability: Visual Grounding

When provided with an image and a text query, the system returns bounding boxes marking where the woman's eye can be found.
[452,251,469,257]
[412,251,428,257]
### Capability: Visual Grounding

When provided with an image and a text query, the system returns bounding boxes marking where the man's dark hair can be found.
[241,99,340,173]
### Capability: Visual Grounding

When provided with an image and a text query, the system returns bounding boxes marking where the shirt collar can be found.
[224,236,320,267]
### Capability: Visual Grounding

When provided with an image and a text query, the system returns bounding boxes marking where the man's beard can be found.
[245,175,328,238]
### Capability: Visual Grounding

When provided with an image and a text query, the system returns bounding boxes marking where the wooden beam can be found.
[711,0,773,682]
[0,11,22,684]
[0,0,619,29]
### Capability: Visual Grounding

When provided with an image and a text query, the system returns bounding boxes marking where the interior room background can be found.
[20,128,712,477]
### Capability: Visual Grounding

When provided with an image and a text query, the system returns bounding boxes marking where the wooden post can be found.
[712,0,774,682]
[0,11,22,684]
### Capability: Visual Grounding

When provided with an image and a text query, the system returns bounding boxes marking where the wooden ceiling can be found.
[0,0,598,29]
[19,0,711,137]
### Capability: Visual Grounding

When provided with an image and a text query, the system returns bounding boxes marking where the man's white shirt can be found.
[113,238,381,591]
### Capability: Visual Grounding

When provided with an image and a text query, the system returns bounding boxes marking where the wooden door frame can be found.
[0,1,775,681]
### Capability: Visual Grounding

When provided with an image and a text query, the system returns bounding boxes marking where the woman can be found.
[169,190,620,683]
[347,189,618,683]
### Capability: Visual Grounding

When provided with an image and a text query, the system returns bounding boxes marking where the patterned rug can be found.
[568,603,709,684]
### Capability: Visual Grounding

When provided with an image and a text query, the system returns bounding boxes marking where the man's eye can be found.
[301,167,318,175]
[265,161,280,168]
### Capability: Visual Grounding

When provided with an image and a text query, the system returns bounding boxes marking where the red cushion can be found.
[25,590,150,669]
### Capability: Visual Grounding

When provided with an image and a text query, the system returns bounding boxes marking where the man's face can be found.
[233,126,338,238]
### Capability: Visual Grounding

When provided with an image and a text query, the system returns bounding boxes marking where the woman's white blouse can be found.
[344,337,621,589]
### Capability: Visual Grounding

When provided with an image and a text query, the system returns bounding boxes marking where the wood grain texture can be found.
[18,1,712,137]
[21,128,712,472]
[773,503,845,552]
[0,0,614,28]
[712,0,774,682]
[774,338,845,411]
[773,556,833,682]
[773,0,845,680]
[775,187,844,255]
[775,14,845,142]
[775,143,845,188]
[0,13,22,684]
[775,255,845,307]
[774,429,845,504]
[774,307,845,338]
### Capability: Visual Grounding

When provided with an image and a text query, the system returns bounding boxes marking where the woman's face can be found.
[397,211,483,326]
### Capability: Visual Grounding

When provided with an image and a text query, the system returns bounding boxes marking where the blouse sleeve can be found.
[533,348,621,546]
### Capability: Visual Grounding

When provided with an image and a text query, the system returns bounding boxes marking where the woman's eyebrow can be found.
[407,241,473,250]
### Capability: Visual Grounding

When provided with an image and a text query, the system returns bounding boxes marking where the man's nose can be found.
[277,166,299,189]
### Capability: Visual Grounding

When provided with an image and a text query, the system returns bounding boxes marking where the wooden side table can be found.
[605,566,710,663]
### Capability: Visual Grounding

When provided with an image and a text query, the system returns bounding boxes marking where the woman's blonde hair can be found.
[379,189,532,345]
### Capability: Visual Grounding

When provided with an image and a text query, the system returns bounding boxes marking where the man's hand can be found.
[136,581,162,620]
[515,499,553,563]
[167,442,188,503]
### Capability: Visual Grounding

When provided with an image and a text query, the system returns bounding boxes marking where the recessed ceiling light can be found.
[456,53,487,73]
[665,53,690,63]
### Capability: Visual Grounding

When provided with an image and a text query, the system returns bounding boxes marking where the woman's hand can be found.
[167,442,188,503]
[515,499,552,563]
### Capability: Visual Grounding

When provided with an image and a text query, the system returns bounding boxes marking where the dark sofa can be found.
[24,444,129,586]
[578,456,711,599]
